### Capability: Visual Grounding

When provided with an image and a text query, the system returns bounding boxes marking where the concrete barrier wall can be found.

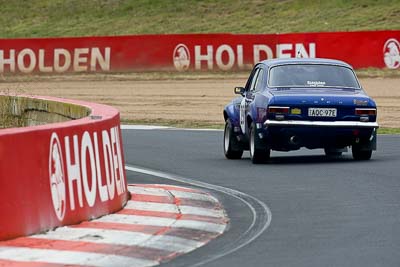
[0,95,90,128]
[0,95,128,240]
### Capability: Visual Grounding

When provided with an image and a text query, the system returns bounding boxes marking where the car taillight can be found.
[268,106,290,114]
[355,108,377,116]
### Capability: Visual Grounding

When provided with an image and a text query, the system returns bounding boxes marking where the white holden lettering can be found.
[215,44,235,71]
[111,127,123,195]
[65,135,83,210]
[295,43,316,58]
[0,49,16,72]
[39,49,53,72]
[114,127,126,193]
[0,47,111,73]
[91,47,110,71]
[195,45,213,70]
[94,132,109,202]
[276,44,293,58]
[17,49,37,73]
[192,43,316,70]
[73,48,89,72]
[253,45,273,63]
[81,131,97,207]
[62,126,125,212]
[102,129,115,200]
[54,49,71,73]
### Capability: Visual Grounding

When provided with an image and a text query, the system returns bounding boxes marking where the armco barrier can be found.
[0,30,399,73]
[0,95,128,240]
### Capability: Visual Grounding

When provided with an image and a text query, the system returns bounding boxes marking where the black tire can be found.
[352,146,372,160]
[249,122,270,164]
[324,148,343,157]
[223,119,243,159]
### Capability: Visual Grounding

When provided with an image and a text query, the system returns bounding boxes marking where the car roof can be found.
[259,58,353,68]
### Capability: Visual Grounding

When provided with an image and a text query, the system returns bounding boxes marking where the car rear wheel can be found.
[224,119,243,159]
[249,122,270,164]
[352,145,372,160]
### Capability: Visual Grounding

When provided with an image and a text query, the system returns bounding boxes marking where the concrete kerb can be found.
[0,184,229,266]
[0,95,229,266]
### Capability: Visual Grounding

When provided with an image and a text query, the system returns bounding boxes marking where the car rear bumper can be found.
[263,120,379,128]
[259,120,377,151]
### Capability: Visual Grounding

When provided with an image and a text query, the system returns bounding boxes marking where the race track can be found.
[123,128,400,267]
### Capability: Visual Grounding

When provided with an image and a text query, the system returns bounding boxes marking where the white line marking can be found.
[171,220,226,233]
[125,201,179,213]
[121,124,223,132]
[178,205,225,218]
[32,227,203,253]
[0,246,156,267]
[138,184,202,192]
[130,185,218,202]
[95,214,226,233]
[121,125,171,130]
[168,128,223,132]
[125,164,272,267]
[125,201,225,218]
[169,190,218,202]
[128,186,171,197]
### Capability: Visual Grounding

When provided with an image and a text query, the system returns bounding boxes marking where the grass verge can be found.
[0,0,399,38]
[378,128,400,134]
[0,94,25,129]
[356,68,400,78]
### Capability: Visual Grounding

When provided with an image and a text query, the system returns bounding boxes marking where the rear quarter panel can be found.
[224,97,242,125]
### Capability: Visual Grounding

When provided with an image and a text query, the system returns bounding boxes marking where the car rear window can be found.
[268,64,360,89]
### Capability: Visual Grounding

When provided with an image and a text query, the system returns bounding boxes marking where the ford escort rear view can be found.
[223,58,379,164]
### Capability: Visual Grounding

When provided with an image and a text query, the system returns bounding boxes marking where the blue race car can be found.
[223,58,379,164]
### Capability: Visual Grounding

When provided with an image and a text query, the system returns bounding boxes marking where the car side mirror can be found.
[234,87,245,95]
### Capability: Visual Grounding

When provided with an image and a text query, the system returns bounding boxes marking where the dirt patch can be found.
[0,76,399,128]
[358,78,400,128]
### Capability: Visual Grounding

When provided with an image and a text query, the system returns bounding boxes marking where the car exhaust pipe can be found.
[289,135,300,146]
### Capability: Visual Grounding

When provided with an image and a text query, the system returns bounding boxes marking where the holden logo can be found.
[173,44,190,71]
[49,132,66,221]
[383,38,400,69]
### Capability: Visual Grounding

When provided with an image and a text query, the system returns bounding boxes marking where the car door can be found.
[240,66,262,134]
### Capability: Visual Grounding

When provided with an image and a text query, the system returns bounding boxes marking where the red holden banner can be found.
[0,96,128,240]
[0,30,399,73]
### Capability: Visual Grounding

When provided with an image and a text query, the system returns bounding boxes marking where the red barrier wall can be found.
[0,30,399,73]
[0,96,128,240]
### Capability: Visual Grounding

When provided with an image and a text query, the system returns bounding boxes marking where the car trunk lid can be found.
[268,88,373,121]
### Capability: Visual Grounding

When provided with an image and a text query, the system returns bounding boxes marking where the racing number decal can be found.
[240,67,259,134]
[240,98,246,134]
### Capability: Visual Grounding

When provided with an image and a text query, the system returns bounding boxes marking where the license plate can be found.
[308,108,337,117]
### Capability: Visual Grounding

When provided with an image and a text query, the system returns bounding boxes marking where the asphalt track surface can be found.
[123,128,400,267]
